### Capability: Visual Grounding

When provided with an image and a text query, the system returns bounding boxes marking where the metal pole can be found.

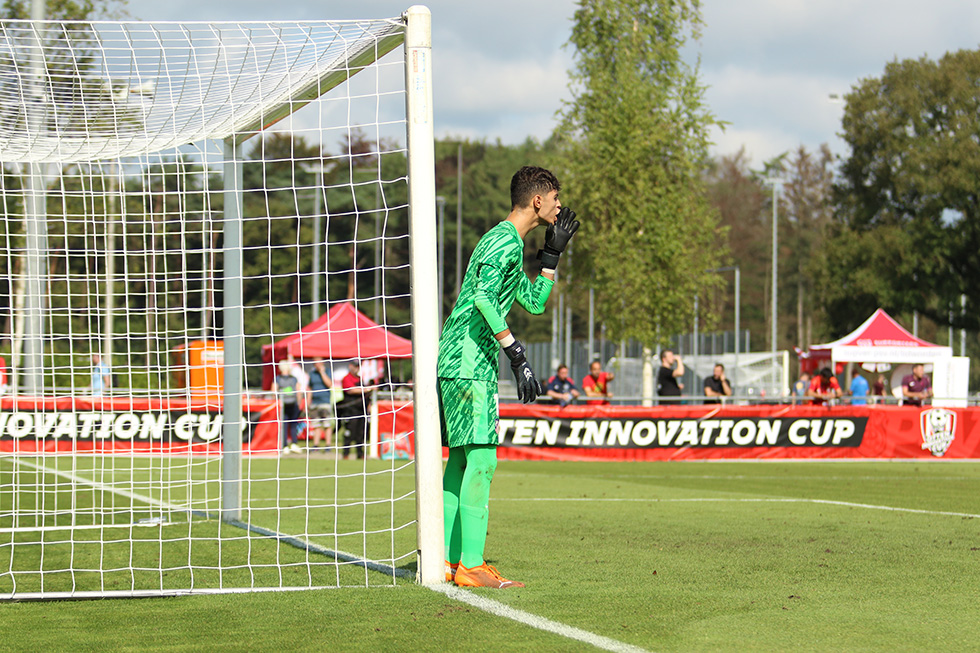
[564,303,572,370]
[375,183,381,323]
[312,168,322,320]
[587,286,595,362]
[436,196,445,326]
[404,6,444,586]
[23,3,47,396]
[103,162,117,371]
[221,138,244,521]
[961,294,967,356]
[693,295,699,361]
[455,143,462,297]
[707,265,740,389]
[734,265,741,388]
[550,269,559,372]
[949,308,954,347]
[769,180,779,354]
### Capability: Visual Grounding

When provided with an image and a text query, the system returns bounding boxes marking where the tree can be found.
[556,0,726,349]
[782,144,834,347]
[703,149,768,347]
[0,0,131,392]
[833,48,980,332]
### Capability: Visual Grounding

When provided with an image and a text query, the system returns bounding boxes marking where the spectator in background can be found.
[849,369,870,406]
[546,364,580,407]
[582,360,614,406]
[702,363,732,404]
[656,350,684,403]
[307,357,334,450]
[288,356,309,396]
[807,367,842,405]
[902,364,933,407]
[91,353,111,396]
[272,359,306,454]
[793,371,811,400]
[872,374,888,402]
[337,360,372,459]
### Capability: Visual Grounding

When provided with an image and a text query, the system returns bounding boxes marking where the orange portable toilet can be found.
[172,340,224,395]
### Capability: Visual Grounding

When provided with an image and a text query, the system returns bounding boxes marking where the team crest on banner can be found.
[920,408,956,457]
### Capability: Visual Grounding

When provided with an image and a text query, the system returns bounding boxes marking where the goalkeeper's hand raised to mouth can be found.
[500,336,544,404]
[537,206,580,271]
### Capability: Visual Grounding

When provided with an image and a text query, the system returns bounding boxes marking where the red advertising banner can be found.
[4,398,974,461]
[387,402,977,461]
[492,404,977,461]
[0,395,280,454]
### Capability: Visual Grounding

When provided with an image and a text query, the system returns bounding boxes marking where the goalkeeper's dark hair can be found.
[510,166,560,209]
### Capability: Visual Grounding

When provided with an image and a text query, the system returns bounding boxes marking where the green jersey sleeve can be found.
[473,263,509,335]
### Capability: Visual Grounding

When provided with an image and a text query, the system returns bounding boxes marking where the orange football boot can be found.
[454,563,524,589]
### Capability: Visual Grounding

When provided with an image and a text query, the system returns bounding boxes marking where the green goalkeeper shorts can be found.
[438,377,499,448]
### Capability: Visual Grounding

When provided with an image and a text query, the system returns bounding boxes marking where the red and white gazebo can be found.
[807,308,952,367]
[801,309,967,406]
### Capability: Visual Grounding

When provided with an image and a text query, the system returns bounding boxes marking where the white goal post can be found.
[0,6,443,599]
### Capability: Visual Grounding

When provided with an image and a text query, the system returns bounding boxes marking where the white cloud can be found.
[114,0,980,160]
[703,65,852,164]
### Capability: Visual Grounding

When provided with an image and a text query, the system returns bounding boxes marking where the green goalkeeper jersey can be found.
[437,220,554,381]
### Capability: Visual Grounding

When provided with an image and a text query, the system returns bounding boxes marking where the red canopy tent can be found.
[799,308,951,374]
[260,302,412,389]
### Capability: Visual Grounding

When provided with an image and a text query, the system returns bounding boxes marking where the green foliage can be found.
[557,0,726,346]
[703,149,769,344]
[834,48,980,332]
[1,0,128,20]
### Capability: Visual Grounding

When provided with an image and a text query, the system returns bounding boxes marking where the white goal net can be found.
[0,8,442,599]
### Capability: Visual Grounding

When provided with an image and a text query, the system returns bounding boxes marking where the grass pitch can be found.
[2,459,979,651]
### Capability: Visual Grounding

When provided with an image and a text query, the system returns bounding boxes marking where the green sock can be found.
[442,447,466,564]
[457,444,497,569]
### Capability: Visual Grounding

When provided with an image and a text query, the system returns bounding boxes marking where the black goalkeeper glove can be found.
[537,206,580,270]
[502,338,544,404]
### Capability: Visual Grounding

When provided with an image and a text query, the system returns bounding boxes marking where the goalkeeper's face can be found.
[536,189,561,225]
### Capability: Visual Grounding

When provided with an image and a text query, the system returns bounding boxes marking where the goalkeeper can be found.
[438,166,579,588]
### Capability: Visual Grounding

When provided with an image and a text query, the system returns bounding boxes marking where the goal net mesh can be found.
[0,15,422,598]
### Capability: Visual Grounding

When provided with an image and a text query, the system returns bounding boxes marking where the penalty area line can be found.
[430,583,651,653]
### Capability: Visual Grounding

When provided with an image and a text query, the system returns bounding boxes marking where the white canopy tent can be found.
[807,309,968,407]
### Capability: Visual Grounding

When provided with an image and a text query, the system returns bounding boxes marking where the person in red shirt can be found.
[337,360,372,459]
[582,360,614,406]
[806,367,842,405]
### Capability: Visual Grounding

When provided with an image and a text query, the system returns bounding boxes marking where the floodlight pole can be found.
[765,178,782,355]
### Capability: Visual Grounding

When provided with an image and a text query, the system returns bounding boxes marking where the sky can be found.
[130,0,980,168]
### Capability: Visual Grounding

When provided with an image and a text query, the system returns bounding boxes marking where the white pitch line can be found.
[8,457,179,511]
[9,458,652,651]
[494,496,980,519]
[430,583,651,653]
